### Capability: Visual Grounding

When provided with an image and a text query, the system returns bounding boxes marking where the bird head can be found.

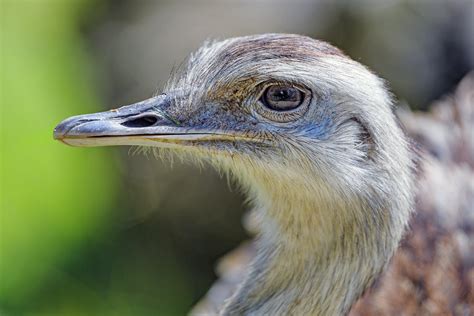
[55,33,416,315]
[55,34,412,214]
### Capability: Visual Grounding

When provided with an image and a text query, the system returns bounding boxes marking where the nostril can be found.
[121,115,159,128]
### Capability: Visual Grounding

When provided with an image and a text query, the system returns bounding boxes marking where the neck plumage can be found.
[221,176,398,316]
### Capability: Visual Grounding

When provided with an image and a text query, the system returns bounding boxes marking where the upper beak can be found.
[54,94,261,148]
[54,94,185,147]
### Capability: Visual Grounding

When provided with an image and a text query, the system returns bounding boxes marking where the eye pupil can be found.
[274,89,291,100]
[262,85,304,111]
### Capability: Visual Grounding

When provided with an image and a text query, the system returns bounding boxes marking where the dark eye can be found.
[261,85,304,111]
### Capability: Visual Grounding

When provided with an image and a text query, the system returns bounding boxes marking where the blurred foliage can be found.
[1,0,132,314]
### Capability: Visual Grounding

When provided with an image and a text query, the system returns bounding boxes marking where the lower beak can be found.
[54,94,259,148]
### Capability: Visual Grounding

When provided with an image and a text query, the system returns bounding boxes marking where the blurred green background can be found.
[1,0,472,315]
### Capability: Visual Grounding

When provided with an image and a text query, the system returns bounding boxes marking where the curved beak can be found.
[54,94,260,148]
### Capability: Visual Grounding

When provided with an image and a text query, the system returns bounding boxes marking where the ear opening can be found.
[350,117,375,160]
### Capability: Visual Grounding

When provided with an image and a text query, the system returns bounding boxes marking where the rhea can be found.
[54,34,414,315]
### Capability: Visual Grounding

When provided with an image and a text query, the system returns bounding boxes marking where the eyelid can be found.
[256,82,305,100]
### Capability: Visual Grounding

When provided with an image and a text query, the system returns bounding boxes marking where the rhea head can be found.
[54,34,414,315]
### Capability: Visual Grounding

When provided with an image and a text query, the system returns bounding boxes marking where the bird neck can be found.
[222,176,396,315]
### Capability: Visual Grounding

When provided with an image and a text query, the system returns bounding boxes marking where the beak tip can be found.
[53,119,71,141]
[53,114,93,142]
[53,126,61,139]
